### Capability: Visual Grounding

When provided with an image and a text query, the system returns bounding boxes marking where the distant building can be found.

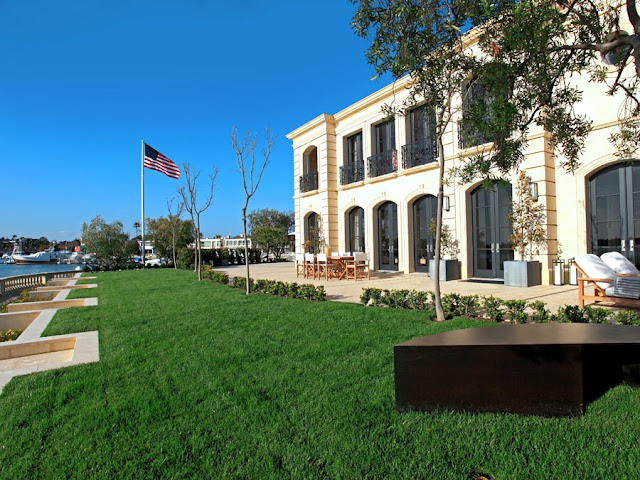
[198,235,252,250]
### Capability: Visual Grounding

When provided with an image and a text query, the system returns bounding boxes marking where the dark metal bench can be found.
[394,323,640,416]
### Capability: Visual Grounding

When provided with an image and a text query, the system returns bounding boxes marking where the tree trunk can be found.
[433,136,446,322]
[243,206,250,294]
[172,228,177,269]
[196,216,202,281]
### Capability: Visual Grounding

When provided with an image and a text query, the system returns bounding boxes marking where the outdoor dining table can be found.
[328,255,353,280]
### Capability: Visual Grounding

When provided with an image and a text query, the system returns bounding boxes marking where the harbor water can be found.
[0,263,80,279]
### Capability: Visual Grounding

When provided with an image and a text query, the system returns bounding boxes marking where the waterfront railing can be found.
[0,271,77,297]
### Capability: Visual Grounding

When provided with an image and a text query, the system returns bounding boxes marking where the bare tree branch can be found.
[231,127,272,294]
[178,162,218,280]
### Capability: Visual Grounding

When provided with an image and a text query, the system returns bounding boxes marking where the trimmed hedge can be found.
[201,266,229,285]
[361,287,632,325]
[231,276,325,301]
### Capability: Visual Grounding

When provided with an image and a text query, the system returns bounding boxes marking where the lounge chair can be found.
[574,254,640,308]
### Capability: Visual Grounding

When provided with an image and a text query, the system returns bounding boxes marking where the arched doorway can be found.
[377,201,398,271]
[305,212,319,253]
[470,183,514,278]
[588,162,640,267]
[412,195,437,273]
[346,207,365,253]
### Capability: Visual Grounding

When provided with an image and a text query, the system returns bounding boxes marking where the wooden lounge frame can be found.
[575,264,640,308]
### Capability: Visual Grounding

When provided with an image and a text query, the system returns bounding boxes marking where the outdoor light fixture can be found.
[529,181,539,201]
[443,196,450,211]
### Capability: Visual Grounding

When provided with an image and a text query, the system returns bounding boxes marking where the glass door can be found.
[589,162,640,267]
[471,184,514,278]
[413,195,437,273]
[377,201,398,271]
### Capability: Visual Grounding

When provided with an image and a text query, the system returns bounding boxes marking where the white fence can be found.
[0,271,77,296]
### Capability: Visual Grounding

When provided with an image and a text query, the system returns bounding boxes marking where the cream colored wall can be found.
[288,9,638,283]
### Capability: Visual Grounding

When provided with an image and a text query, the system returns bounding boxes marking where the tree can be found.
[352,0,639,320]
[509,172,547,261]
[249,209,294,260]
[353,0,479,321]
[166,197,186,269]
[145,216,194,266]
[487,0,640,161]
[231,127,272,294]
[133,221,141,239]
[81,215,130,269]
[178,163,218,281]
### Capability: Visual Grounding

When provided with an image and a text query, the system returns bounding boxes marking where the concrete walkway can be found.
[213,262,590,313]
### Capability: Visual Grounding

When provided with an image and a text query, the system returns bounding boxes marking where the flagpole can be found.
[141,140,145,269]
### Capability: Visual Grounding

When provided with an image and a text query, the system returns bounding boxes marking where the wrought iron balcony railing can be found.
[458,122,488,149]
[299,170,318,193]
[401,140,437,169]
[367,149,397,178]
[340,160,365,186]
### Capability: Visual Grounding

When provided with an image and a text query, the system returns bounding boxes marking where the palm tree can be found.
[133,222,140,238]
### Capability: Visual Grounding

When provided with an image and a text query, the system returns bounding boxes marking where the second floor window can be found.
[403,105,437,169]
[341,132,364,185]
[368,119,397,178]
[374,119,395,154]
[459,79,490,149]
[300,146,318,193]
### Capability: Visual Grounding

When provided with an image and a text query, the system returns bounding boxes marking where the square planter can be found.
[428,259,461,282]
[504,260,541,287]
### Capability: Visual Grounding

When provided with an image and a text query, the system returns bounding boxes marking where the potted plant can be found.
[428,219,461,281]
[219,247,230,266]
[504,171,546,287]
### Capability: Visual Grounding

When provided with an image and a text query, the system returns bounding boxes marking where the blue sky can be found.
[0,0,390,240]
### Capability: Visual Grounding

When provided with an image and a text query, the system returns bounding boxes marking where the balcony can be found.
[401,141,437,169]
[458,122,487,150]
[299,171,318,193]
[367,149,397,179]
[340,160,365,186]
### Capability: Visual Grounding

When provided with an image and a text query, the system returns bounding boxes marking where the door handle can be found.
[622,239,626,252]
[631,239,635,252]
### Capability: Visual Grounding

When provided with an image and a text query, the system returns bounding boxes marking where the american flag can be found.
[143,143,180,179]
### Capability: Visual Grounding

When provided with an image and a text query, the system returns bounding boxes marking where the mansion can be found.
[287,28,636,285]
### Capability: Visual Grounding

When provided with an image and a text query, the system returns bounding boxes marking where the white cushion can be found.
[601,251,640,275]
[575,254,617,289]
[605,285,616,297]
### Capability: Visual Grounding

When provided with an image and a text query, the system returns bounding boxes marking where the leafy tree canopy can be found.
[248,208,294,259]
[352,0,640,181]
[146,216,194,262]
[81,216,132,268]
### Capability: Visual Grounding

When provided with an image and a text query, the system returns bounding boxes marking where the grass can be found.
[0,269,639,479]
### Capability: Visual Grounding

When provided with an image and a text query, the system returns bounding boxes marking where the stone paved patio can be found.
[210,262,599,313]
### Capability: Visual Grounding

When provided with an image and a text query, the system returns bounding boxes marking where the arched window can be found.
[412,195,437,273]
[588,161,640,267]
[377,201,398,271]
[347,207,365,253]
[300,147,318,192]
[305,212,320,253]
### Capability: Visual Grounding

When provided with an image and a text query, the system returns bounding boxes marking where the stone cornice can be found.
[286,114,335,141]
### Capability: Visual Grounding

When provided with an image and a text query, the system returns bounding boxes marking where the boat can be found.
[12,244,72,264]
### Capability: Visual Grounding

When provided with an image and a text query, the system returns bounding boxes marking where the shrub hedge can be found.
[360,287,634,325]
[231,276,325,301]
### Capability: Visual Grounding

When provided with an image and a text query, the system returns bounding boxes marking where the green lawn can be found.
[1,270,638,479]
